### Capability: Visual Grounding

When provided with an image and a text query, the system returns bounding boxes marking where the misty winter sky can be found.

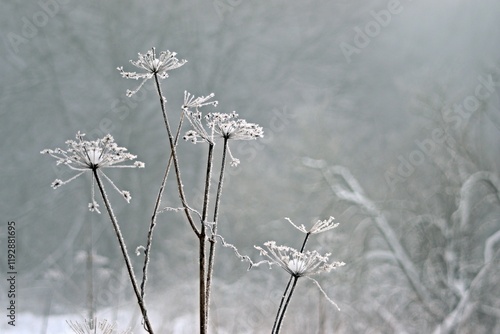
[1,0,500,333]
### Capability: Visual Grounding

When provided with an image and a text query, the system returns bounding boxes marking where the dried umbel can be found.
[67,318,132,334]
[118,47,187,96]
[41,131,144,213]
[286,216,339,234]
[184,108,264,166]
[182,91,219,145]
[256,239,345,333]
[255,241,345,278]
[182,91,219,112]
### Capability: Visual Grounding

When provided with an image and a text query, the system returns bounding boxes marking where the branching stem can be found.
[199,143,215,334]
[153,73,199,236]
[206,138,229,327]
[140,112,185,299]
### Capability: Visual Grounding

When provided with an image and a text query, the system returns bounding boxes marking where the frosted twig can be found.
[141,111,185,299]
[203,221,273,269]
[93,170,154,333]
[305,277,340,310]
[158,206,202,221]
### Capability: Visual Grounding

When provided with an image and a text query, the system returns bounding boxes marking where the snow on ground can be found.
[0,310,201,334]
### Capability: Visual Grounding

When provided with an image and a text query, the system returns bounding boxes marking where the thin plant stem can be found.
[153,72,199,236]
[153,69,209,333]
[300,233,311,253]
[199,143,215,334]
[205,138,229,327]
[140,112,185,299]
[93,169,154,334]
[271,276,293,334]
[274,276,299,334]
[201,143,215,224]
[271,232,311,334]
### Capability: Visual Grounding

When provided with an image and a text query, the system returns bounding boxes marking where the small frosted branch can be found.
[136,245,145,256]
[159,206,202,221]
[305,276,341,311]
[203,222,273,269]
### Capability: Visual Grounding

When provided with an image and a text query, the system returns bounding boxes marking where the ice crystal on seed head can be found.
[182,91,218,111]
[118,47,187,96]
[67,318,132,334]
[183,109,263,166]
[207,111,264,141]
[286,216,339,234]
[41,132,144,213]
[88,201,101,214]
[182,92,218,145]
[254,241,345,278]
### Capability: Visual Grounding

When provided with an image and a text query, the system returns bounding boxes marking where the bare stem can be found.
[274,276,299,334]
[153,72,199,236]
[206,138,229,327]
[140,112,185,299]
[93,169,154,334]
[300,233,311,252]
[271,276,293,334]
[272,232,311,334]
[199,143,215,334]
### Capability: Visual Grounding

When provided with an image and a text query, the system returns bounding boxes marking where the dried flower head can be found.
[183,109,263,166]
[67,318,132,334]
[254,241,344,278]
[118,47,187,96]
[207,111,264,141]
[41,132,144,213]
[182,91,219,145]
[182,91,218,111]
[286,216,339,234]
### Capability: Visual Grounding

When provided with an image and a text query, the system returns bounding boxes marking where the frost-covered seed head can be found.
[206,111,264,141]
[118,47,187,96]
[183,109,263,166]
[183,91,218,111]
[254,241,345,277]
[41,132,144,213]
[286,216,339,234]
[66,318,132,334]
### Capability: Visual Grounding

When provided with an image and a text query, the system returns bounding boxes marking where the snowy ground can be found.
[0,310,200,334]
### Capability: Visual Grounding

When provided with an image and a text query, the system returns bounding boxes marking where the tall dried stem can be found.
[140,113,185,299]
[206,138,229,327]
[93,169,154,334]
[153,73,199,236]
[272,233,311,334]
[198,143,215,334]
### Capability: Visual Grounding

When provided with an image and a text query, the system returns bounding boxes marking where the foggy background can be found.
[1,0,500,333]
